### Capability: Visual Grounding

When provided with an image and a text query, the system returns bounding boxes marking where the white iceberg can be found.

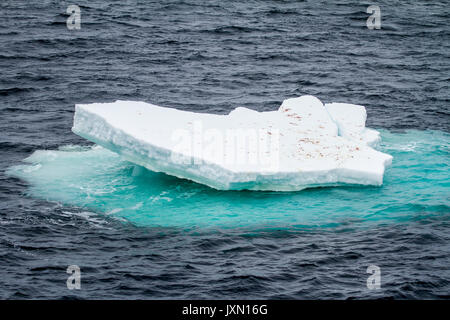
[72,95,392,191]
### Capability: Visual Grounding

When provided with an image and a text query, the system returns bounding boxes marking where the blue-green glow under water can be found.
[7,130,450,230]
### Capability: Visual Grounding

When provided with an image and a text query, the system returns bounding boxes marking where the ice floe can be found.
[72,95,392,191]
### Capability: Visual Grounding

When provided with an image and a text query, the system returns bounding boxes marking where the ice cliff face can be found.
[72,95,392,191]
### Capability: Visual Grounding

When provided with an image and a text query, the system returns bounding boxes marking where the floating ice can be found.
[71,95,392,191]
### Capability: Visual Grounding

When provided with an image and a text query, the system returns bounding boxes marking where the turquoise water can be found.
[7,130,449,230]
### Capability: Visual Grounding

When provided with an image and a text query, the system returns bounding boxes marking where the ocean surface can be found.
[0,0,449,299]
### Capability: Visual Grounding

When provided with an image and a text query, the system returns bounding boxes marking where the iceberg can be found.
[72,95,392,191]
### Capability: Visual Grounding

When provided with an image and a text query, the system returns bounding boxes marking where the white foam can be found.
[72,95,392,191]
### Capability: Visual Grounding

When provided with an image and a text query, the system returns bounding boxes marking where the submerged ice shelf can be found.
[71,96,392,191]
[7,130,449,229]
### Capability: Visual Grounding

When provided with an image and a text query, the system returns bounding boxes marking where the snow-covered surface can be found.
[72,95,393,191]
[324,102,381,146]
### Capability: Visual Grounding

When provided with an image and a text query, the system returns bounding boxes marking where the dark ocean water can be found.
[0,0,449,299]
